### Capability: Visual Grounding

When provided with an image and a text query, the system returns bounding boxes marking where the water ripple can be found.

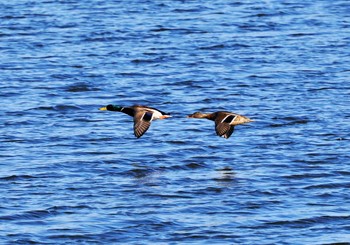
[1,0,350,244]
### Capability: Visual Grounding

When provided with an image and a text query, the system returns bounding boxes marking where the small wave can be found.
[270,116,309,127]
[150,27,194,33]
[63,82,100,92]
[32,104,82,111]
[50,74,74,80]
[199,44,226,50]
[131,58,161,64]
[0,175,36,181]
[289,32,316,37]
[165,140,187,145]
[335,170,350,176]
[304,182,350,189]
[46,205,92,213]
[158,161,208,171]
[184,162,208,169]
[172,8,207,13]
[283,173,333,180]
[122,168,157,179]
[265,215,350,228]
[0,209,53,221]
[145,193,193,199]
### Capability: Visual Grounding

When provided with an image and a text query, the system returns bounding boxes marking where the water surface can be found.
[1,0,350,244]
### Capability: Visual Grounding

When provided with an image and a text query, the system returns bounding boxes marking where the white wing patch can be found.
[221,114,237,124]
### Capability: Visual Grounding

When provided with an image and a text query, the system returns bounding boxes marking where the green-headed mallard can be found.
[187,111,253,139]
[99,105,171,138]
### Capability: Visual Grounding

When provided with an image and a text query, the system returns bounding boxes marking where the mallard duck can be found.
[187,111,253,139]
[99,105,171,138]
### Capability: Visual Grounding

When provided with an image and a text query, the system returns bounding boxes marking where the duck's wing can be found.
[221,126,235,139]
[215,120,234,138]
[214,112,236,138]
[133,110,153,138]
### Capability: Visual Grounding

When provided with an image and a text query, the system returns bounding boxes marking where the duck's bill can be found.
[99,107,107,110]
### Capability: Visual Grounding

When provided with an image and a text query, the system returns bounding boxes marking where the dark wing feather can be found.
[133,111,152,138]
[215,120,232,137]
[214,112,235,138]
[222,126,235,139]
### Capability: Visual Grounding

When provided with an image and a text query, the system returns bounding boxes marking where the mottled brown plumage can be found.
[187,111,253,139]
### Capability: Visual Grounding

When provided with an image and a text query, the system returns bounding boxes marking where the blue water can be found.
[1,0,350,244]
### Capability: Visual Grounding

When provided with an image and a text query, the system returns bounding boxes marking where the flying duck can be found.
[99,105,171,138]
[187,111,253,139]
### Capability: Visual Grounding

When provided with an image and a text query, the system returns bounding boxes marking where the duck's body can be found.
[187,111,253,139]
[99,105,171,138]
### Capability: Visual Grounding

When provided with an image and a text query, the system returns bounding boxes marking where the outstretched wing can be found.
[214,113,236,139]
[133,111,153,138]
[222,126,235,139]
[215,120,233,138]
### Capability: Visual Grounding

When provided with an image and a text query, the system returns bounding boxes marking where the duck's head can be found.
[187,112,210,118]
[99,104,123,111]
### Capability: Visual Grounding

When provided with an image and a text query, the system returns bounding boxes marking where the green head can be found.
[99,104,123,111]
